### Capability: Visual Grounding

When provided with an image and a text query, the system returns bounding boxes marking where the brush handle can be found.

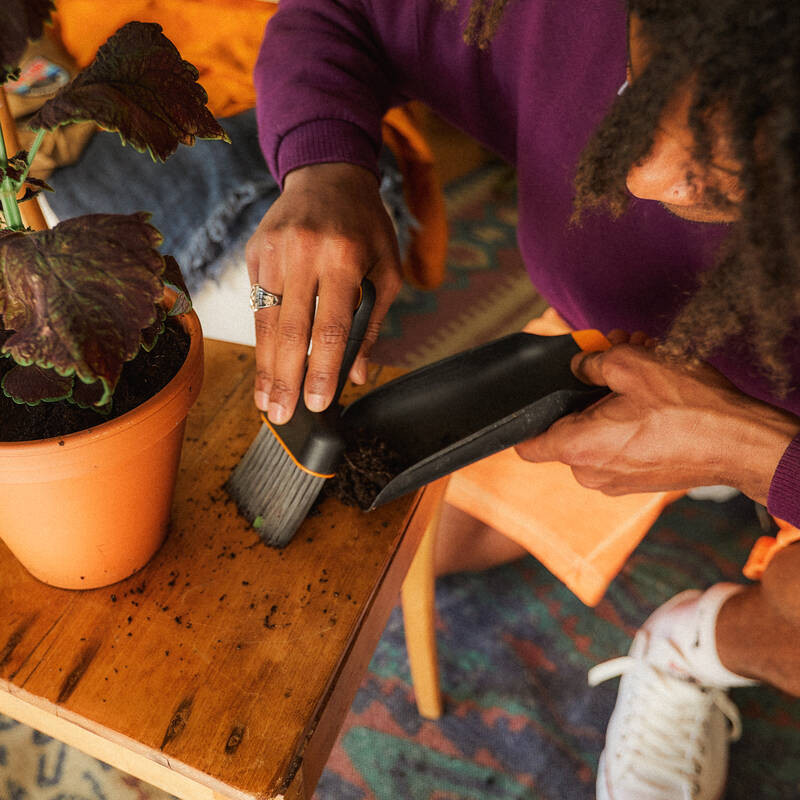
[334,278,376,401]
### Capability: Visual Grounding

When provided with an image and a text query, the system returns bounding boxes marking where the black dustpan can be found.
[340,331,610,510]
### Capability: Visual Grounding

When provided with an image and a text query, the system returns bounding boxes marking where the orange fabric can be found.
[742,518,800,580]
[444,308,686,606]
[382,103,448,289]
[52,0,278,118]
[50,2,447,290]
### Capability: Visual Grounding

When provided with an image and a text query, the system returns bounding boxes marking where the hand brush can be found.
[225,278,376,547]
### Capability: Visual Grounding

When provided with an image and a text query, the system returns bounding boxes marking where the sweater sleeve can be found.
[767,434,800,526]
[253,0,405,186]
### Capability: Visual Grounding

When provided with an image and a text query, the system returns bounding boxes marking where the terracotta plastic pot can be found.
[0,306,203,589]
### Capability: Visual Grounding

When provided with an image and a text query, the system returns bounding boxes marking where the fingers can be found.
[570,349,608,387]
[513,421,563,464]
[572,329,659,388]
[605,328,656,347]
[268,266,317,423]
[346,257,402,385]
[247,225,284,415]
[605,329,629,346]
[305,273,361,410]
[630,330,657,348]
[247,213,320,423]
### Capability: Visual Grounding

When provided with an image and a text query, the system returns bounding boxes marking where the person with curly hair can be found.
[246,1,800,796]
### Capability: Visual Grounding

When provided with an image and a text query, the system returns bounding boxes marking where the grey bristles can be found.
[225,424,326,547]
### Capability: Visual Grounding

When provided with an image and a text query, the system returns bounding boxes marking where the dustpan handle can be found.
[334,277,376,401]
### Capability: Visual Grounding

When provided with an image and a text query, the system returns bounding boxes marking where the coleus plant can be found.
[0,1,228,409]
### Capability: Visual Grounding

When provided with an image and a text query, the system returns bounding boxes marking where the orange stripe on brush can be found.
[259,412,336,479]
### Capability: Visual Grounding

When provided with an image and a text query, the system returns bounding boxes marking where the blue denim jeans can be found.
[47,110,410,295]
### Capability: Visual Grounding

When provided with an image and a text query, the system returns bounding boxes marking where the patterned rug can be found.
[4,164,800,799]
[371,162,545,369]
[316,495,800,800]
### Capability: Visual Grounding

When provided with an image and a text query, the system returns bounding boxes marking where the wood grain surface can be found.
[0,340,426,799]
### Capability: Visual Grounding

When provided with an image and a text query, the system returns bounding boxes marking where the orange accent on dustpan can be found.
[571,329,612,353]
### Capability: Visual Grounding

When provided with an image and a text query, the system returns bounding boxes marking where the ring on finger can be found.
[249,284,282,311]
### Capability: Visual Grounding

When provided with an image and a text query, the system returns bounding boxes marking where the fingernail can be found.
[306,393,327,412]
[268,402,288,425]
[255,390,269,411]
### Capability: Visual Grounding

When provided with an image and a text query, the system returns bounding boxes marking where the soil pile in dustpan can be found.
[0,318,190,442]
[319,431,406,510]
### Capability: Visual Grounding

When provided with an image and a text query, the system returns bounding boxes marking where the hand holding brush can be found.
[226,278,376,547]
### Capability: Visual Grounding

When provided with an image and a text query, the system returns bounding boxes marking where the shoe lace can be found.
[589,655,742,798]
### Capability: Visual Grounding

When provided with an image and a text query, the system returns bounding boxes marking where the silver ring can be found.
[249,284,282,311]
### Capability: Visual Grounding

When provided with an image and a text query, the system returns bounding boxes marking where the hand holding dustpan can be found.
[340,329,611,509]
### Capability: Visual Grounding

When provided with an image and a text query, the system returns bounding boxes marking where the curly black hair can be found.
[445,0,800,393]
[574,0,800,393]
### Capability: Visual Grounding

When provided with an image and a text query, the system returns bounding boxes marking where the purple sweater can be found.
[254,0,800,524]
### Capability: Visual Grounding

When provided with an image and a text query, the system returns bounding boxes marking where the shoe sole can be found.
[596,752,726,800]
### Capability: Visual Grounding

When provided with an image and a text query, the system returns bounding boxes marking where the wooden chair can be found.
[400,476,449,719]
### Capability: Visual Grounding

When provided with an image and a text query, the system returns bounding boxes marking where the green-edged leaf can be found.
[69,376,108,409]
[2,363,71,405]
[0,0,55,84]
[28,21,230,161]
[162,254,192,316]
[0,212,165,405]
[140,305,166,352]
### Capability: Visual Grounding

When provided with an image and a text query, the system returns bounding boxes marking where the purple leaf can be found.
[0,0,55,83]
[28,21,230,162]
[0,212,165,405]
[70,376,107,409]
[2,363,72,405]
[140,305,166,352]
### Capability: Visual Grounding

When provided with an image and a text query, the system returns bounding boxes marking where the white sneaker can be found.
[589,592,743,800]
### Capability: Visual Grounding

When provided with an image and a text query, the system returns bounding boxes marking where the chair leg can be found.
[401,477,448,720]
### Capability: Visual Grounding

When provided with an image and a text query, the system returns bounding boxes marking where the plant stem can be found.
[16,129,45,186]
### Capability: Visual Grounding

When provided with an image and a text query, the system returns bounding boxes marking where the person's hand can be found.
[245,162,403,424]
[516,338,800,504]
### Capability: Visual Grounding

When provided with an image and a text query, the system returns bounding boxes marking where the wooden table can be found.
[0,338,441,800]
